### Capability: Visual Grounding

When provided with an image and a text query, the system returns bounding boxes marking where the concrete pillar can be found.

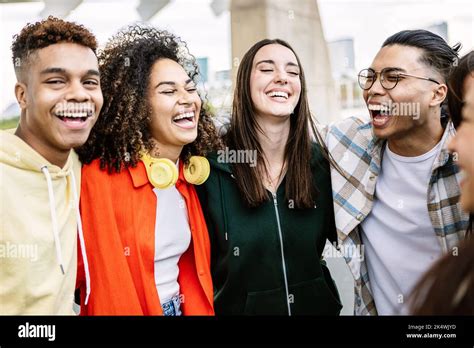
[230,0,339,124]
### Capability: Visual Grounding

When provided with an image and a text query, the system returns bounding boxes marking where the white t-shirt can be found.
[361,141,443,315]
[153,182,191,304]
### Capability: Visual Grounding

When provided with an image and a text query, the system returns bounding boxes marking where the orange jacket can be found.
[77,159,214,315]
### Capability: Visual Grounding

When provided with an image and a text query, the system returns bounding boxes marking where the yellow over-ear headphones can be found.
[141,152,210,189]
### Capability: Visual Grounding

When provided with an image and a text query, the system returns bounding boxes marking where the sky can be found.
[318,0,473,68]
[0,0,473,117]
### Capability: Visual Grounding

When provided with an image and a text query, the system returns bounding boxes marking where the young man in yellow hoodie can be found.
[0,16,103,314]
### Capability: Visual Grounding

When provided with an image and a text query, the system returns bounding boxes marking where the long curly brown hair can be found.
[77,24,222,172]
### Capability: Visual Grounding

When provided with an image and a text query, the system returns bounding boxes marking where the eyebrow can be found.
[155,78,193,88]
[255,60,299,68]
[40,67,100,76]
[369,67,406,73]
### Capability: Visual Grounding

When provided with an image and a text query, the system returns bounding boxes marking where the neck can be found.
[387,117,444,157]
[150,141,183,164]
[15,123,69,168]
[256,115,290,168]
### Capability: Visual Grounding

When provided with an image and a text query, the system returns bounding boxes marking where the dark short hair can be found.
[448,51,474,128]
[382,29,461,83]
[11,16,97,79]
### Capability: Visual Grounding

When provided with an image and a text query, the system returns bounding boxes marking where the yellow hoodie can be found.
[0,130,90,314]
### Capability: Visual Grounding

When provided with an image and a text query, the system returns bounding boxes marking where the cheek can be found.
[30,87,54,109]
[292,81,301,100]
[94,91,104,110]
[250,83,264,109]
[149,97,171,125]
[193,94,202,111]
[250,72,269,95]
[26,90,58,130]
[459,127,474,171]
[249,78,260,100]
[363,90,369,102]
[451,129,474,183]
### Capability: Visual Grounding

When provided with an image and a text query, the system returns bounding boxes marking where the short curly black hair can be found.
[76,24,223,172]
[11,15,97,80]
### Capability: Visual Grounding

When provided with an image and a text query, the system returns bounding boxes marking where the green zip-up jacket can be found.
[196,144,342,315]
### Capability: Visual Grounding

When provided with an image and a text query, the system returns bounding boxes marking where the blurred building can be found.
[230,0,340,124]
[196,57,209,84]
[426,21,448,41]
[328,38,366,119]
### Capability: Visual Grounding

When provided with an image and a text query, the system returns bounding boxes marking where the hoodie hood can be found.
[0,129,74,177]
[0,129,91,312]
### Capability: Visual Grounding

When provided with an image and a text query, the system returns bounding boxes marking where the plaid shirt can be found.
[323,117,469,315]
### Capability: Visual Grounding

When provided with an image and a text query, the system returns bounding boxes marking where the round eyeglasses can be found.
[358,68,441,90]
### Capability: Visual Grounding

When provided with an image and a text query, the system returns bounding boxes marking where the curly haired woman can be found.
[76,25,222,315]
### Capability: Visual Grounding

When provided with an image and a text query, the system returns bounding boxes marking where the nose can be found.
[65,80,91,102]
[175,85,194,105]
[274,69,288,85]
[367,73,385,97]
[178,91,193,105]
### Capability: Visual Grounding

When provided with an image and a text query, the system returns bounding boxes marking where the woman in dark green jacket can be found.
[197,38,342,315]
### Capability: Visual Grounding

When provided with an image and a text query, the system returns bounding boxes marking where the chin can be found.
[56,138,86,151]
[178,135,198,146]
[372,128,391,140]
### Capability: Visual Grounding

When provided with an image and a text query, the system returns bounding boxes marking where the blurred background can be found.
[1,0,472,314]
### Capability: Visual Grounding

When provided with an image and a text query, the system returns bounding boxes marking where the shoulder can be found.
[81,159,130,187]
[82,158,105,176]
[207,150,233,175]
[326,116,374,151]
[310,142,328,166]
[328,116,371,135]
[310,142,331,181]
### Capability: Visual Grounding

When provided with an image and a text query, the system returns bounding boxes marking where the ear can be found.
[429,83,447,107]
[14,82,28,110]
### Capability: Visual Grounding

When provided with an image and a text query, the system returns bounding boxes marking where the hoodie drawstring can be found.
[41,165,91,306]
[41,166,65,275]
[70,170,91,305]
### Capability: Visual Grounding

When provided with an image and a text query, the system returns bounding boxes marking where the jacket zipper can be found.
[272,192,292,316]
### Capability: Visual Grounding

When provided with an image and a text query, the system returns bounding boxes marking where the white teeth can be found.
[368,104,382,111]
[267,91,289,99]
[55,110,93,118]
[368,104,390,114]
[173,112,194,121]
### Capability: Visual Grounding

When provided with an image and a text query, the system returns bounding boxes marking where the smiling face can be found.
[249,44,301,121]
[147,58,201,158]
[448,74,474,212]
[363,44,445,140]
[15,42,103,159]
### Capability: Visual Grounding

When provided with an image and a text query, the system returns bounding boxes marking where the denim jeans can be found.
[161,294,182,316]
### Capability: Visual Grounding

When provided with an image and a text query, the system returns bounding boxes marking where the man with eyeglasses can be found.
[324,29,469,315]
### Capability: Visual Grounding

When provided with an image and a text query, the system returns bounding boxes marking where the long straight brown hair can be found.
[227,38,326,208]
